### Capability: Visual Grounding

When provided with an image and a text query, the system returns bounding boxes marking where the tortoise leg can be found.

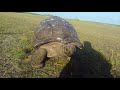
[30,48,47,69]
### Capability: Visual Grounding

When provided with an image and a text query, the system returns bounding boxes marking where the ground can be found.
[0,12,120,78]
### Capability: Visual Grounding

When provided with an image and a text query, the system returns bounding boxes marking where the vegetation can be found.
[0,12,120,78]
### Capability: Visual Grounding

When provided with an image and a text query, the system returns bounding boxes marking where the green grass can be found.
[0,12,120,78]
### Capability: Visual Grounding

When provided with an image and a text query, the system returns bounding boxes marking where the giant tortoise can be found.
[27,16,83,69]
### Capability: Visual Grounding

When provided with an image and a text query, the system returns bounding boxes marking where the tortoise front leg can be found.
[30,48,47,69]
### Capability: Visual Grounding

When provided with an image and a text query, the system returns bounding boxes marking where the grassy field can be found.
[0,12,120,78]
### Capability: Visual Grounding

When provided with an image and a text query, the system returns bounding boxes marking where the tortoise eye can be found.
[64,45,69,52]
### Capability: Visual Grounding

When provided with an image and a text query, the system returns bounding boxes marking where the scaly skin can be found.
[20,42,83,70]
[30,42,82,69]
[30,48,47,69]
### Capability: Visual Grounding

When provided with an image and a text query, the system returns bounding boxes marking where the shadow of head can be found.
[59,41,113,78]
[84,41,92,49]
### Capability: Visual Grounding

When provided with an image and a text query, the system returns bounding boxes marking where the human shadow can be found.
[59,41,113,78]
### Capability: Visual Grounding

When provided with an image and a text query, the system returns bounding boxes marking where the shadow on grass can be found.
[59,41,113,78]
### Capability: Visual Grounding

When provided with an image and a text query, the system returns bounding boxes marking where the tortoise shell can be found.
[34,16,80,48]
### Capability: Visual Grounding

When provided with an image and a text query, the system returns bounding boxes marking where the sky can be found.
[31,12,120,25]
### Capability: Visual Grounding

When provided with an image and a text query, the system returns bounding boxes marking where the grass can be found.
[0,12,120,78]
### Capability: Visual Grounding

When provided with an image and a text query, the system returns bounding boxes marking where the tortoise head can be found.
[64,44,76,57]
